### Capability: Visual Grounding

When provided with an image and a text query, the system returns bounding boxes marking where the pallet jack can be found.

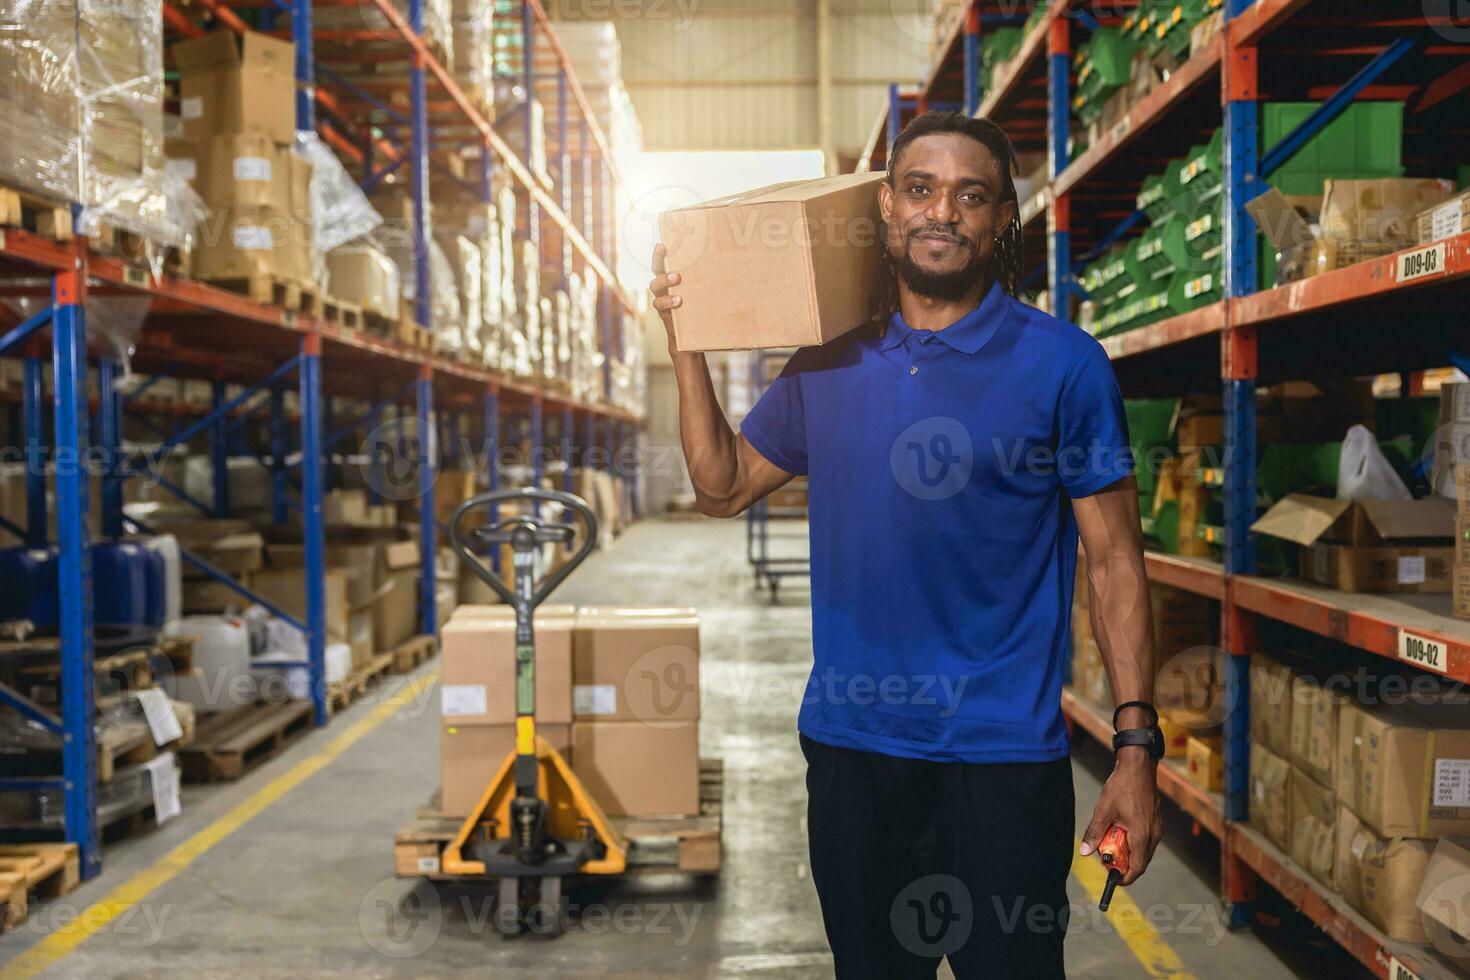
[444,488,627,936]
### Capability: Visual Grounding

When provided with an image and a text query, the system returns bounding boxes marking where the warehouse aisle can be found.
[5,518,1309,978]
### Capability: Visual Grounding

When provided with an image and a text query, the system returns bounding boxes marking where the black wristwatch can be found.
[1111,700,1165,762]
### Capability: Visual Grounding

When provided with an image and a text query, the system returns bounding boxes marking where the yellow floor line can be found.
[3,670,439,980]
[1071,843,1197,980]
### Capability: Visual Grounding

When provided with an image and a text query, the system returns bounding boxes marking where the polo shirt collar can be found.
[879,279,1010,356]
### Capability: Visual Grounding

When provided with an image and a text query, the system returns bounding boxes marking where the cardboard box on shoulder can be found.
[659,173,887,351]
[1250,742,1291,850]
[1335,805,1432,943]
[1252,493,1456,593]
[172,30,297,145]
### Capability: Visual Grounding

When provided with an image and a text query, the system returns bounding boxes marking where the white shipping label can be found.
[1398,629,1447,674]
[1395,241,1447,283]
[143,754,182,825]
[233,156,272,182]
[233,225,273,250]
[416,855,440,874]
[574,684,617,716]
[1398,555,1427,585]
[180,96,203,120]
[164,158,196,182]
[137,688,183,745]
[1431,201,1465,242]
[1435,759,1470,808]
[1389,957,1423,980]
[441,684,487,717]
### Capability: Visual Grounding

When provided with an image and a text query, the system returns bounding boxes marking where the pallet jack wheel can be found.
[494,877,523,936]
[524,875,566,936]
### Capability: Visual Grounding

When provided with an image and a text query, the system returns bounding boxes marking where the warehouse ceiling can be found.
[546,0,935,161]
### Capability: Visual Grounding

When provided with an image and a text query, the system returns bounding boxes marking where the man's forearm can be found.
[670,349,742,513]
[1087,549,1156,733]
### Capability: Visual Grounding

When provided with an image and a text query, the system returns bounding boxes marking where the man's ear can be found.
[878,180,893,224]
[997,197,1018,232]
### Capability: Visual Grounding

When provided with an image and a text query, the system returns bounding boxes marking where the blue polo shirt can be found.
[740,282,1132,763]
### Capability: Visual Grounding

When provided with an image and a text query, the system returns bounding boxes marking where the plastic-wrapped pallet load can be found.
[296,131,382,289]
[1,0,191,266]
[313,0,452,72]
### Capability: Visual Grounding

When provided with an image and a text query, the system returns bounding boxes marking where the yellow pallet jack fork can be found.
[445,488,627,935]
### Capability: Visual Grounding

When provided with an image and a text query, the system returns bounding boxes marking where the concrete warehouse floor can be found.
[2,517,1369,979]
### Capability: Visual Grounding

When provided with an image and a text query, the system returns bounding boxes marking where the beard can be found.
[891,231,990,301]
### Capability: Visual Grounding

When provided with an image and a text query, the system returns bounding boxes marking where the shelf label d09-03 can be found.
[1395,241,1448,284]
[1398,628,1447,674]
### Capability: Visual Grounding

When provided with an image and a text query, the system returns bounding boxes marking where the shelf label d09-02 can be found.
[1395,241,1447,284]
[1398,628,1447,673]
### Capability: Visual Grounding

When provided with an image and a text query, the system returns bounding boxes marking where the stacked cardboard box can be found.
[437,605,701,819]
[172,31,314,286]
[1436,384,1470,620]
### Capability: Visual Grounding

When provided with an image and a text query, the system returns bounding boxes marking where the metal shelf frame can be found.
[0,0,645,882]
[859,2,1470,976]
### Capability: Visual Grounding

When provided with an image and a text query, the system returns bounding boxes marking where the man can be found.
[650,112,1163,978]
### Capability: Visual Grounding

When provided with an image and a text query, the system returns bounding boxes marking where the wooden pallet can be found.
[0,184,71,241]
[321,295,364,330]
[0,844,80,932]
[93,701,196,783]
[394,758,724,879]
[296,281,320,318]
[178,701,313,782]
[361,311,398,339]
[327,652,394,713]
[200,273,302,310]
[92,222,150,264]
[386,634,436,674]
[395,320,433,351]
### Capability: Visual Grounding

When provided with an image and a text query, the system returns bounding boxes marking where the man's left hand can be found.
[1077,749,1163,885]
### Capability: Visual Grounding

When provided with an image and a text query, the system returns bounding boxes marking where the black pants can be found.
[801,734,1074,980]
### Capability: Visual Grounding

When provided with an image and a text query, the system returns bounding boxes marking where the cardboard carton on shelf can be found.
[1432,384,1470,500]
[1337,699,1470,839]
[1249,742,1290,851]
[1415,837,1470,973]
[1251,493,1457,594]
[571,720,700,818]
[658,173,887,351]
[1335,805,1432,943]
[439,607,574,726]
[440,722,571,817]
[1184,735,1223,792]
[325,244,400,320]
[1414,187,1470,245]
[1249,652,1295,759]
[267,529,421,652]
[171,30,297,145]
[1288,765,1336,888]
[1455,562,1470,621]
[250,566,353,653]
[1287,673,1347,789]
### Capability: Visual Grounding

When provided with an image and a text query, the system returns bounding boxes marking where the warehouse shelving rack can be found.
[859,2,1470,976]
[0,0,644,881]
[744,349,810,601]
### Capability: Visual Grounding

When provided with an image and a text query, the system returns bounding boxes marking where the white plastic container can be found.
[164,615,252,712]
[144,534,182,628]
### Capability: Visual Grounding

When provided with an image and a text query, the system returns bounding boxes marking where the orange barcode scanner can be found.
[1097,825,1130,911]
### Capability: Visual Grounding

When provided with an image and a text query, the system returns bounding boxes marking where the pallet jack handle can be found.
[448,488,599,609]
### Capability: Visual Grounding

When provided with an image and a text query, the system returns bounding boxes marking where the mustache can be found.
[905,224,973,246]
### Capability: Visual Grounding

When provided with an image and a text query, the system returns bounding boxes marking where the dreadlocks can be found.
[870,111,1024,325]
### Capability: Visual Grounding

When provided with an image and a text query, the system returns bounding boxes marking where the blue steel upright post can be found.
[562,406,574,492]
[410,0,431,330]
[1046,15,1071,318]
[98,359,124,538]
[417,365,437,636]
[270,384,289,524]
[299,335,328,726]
[292,0,314,132]
[53,267,99,878]
[23,349,46,547]
[963,2,981,115]
[211,378,230,517]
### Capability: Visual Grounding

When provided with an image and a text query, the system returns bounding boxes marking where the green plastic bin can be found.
[1262,102,1405,195]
